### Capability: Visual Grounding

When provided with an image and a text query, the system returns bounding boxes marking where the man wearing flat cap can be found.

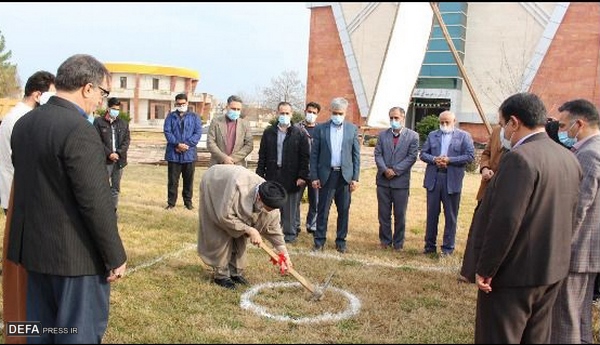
[197,164,293,289]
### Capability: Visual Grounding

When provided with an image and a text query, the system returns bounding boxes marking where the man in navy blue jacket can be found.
[164,93,202,210]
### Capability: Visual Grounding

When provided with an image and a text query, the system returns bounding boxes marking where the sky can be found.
[0,2,311,103]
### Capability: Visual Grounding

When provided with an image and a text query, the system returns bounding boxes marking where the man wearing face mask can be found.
[295,101,321,235]
[310,97,360,253]
[464,92,581,343]
[93,97,130,211]
[198,164,292,289]
[163,93,203,210]
[256,101,310,243]
[550,99,600,344]
[374,107,419,251]
[419,110,474,256]
[207,95,254,167]
[0,70,55,215]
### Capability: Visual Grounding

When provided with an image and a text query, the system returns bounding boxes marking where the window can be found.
[423,51,464,64]
[120,77,127,89]
[427,38,465,53]
[419,65,461,78]
[151,105,167,120]
[153,78,159,90]
[416,78,462,90]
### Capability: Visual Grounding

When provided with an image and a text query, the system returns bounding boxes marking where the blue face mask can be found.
[331,115,344,126]
[390,120,402,130]
[558,121,579,148]
[278,114,291,126]
[227,109,240,121]
[109,109,119,118]
[558,131,577,148]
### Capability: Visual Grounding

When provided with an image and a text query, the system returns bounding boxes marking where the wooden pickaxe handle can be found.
[258,242,318,295]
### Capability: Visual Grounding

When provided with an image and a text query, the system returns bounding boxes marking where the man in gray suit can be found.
[310,97,360,253]
[419,110,474,255]
[551,99,600,343]
[467,92,581,343]
[374,107,419,250]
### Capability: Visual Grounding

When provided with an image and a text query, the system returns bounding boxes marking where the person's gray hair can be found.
[389,107,405,115]
[55,54,110,92]
[330,97,349,111]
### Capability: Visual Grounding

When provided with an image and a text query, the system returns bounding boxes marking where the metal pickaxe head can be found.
[309,270,336,302]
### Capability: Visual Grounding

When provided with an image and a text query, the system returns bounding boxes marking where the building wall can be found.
[306,6,361,124]
[461,2,549,124]
[343,3,397,106]
[104,63,213,127]
[307,2,600,144]
[529,2,600,114]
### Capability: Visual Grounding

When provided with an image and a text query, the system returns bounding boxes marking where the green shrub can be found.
[366,137,378,147]
[415,114,439,144]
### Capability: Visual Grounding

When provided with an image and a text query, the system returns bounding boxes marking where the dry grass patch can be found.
[1,162,598,343]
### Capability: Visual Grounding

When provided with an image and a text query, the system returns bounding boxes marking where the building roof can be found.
[104,62,200,81]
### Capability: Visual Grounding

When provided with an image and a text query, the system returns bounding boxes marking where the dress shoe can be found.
[231,275,249,286]
[423,249,436,255]
[379,243,390,250]
[311,245,323,252]
[165,205,175,210]
[185,204,194,210]
[285,237,297,244]
[336,246,347,254]
[214,277,236,290]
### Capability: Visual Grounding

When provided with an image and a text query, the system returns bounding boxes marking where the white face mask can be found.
[176,105,188,113]
[305,112,317,123]
[500,126,512,150]
[278,114,291,126]
[39,91,55,105]
[331,115,344,125]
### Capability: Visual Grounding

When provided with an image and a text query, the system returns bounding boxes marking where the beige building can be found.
[104,62,214,127]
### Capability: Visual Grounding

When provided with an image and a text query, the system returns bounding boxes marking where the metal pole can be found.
[429,2,492,135]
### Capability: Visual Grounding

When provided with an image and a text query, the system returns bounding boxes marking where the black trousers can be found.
[167,161,195,207]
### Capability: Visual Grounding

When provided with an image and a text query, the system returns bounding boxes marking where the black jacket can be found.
[93,114,131,168]
[256,124,310,192]
[9,96,127,276]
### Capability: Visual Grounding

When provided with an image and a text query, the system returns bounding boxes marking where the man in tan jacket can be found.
[206,95,254,167]
[197,164,292,289]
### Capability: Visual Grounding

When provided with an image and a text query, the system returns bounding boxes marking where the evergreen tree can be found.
[0,30,20,98]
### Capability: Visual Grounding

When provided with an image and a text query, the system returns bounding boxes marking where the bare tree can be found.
[0,30,20,98]
[261,70,306,111]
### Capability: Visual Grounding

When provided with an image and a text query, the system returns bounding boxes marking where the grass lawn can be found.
[1,162,598,343]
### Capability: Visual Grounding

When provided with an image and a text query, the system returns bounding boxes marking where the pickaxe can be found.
[258,242,334,301]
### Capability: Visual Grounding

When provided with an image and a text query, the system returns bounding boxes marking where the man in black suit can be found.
[465,92,581,343]
[7,54,127,344]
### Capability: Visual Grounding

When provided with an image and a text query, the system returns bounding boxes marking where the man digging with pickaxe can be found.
[197,165,332,300]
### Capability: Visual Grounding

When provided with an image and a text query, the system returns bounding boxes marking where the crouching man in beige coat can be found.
[198,164,293,289]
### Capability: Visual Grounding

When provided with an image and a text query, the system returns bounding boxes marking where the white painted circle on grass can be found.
[240,281,361,324]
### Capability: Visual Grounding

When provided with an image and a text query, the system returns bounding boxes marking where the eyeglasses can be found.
[97,85,110,98]
[332,111,344,116]
[175,102,187,106]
